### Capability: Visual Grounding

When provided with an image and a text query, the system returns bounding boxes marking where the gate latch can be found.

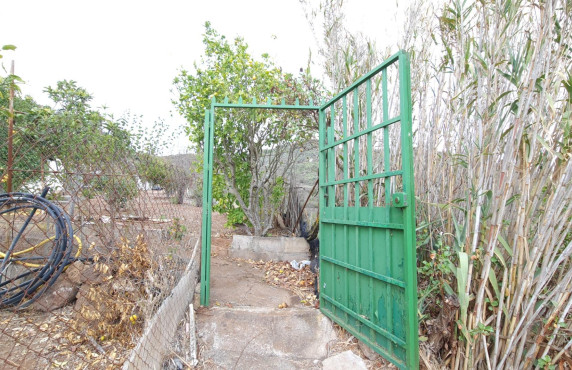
[392,192,407,208]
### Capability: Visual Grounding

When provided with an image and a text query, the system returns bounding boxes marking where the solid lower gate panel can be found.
[318,51,418,369]
[319,208,408,365]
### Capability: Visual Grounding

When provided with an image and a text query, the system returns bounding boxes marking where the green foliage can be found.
[536,355,555,370]
[417,230,456,312]
[0,44,16,60]
[168,217,187,241]
[0,74,148,217]
[0,76,49,192]
[93,173,138,210]
[470,322,494,337]
[212,173,247,226]
[271,177,285,207]
[33,80,142,212]
[137,153,172,187]
[173,23,324,235]
[174,23,320,147]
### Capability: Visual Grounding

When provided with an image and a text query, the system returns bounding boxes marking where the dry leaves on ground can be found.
[236,258,319,307]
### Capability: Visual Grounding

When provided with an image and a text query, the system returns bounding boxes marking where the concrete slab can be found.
[197,306,336,369]
[197,241,337,369]
[209,257,300,307]
[230,235,309,261]
[322,350,367,370]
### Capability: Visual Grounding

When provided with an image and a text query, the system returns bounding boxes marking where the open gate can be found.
[318,51,418,369]
[201,51,418,369]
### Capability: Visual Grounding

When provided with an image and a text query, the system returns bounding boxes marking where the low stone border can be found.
[230,235,309,261]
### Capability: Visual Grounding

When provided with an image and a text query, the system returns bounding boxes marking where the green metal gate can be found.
[318,51,418,369]
[200,51,418,369]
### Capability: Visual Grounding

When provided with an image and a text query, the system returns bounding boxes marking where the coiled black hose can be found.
[0,188,75,308]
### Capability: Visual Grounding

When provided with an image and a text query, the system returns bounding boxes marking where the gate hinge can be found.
[392,192,407,208]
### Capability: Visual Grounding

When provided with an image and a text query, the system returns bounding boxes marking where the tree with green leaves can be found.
[0,70,51,193]
[38,81,139,214]
[174,23,324,236]
[136,153,191,205]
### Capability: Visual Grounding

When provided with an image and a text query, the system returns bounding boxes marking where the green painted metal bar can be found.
[320,51,401,109]
[399,52,419,370]
[200,109,212,306]
[321,256,406,288]
[321,116,401,152]
[318,108,326,214]
[343,96,349,207]
[322,170,403,187]
[318,107,329,321]
[366,79,373,206]
[320,218,404,230]
[206,100,215,305]
[382,68,393,351]
[212,103,320,110]
[327,107,335,209]
[353,89,360,205]
[365,79,375,349]
[382,69,392,205]
[321,294,406,347]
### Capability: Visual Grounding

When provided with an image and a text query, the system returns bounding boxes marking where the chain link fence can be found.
[1,116,202,368]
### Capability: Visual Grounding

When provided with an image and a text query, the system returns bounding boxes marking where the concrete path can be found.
[196,254,337,369]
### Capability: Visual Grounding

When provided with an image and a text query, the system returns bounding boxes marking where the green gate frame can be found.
[200,98,320,306]
[200,51,418,369]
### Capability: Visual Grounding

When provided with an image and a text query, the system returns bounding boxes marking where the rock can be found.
[322,350,367,370]
[358,339,381,361]
[31,276,79,312]
[65,261,105,285]
[73,284,111,319]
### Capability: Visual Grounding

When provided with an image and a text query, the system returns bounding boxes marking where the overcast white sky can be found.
[2,0,411,153]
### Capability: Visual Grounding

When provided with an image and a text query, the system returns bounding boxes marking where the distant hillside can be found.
[162,153,197,175]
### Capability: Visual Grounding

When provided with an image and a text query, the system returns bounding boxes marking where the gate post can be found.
[399,52,419,370]
[200,107,214,306]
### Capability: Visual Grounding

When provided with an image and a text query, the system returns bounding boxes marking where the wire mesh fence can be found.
[0,116,201,369]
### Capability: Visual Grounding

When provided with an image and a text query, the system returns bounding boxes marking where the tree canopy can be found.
[173,23,324,235]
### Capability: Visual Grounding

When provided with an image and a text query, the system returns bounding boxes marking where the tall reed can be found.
[404,0,571,367]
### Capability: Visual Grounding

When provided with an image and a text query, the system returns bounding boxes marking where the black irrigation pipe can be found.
[0,188,76,308]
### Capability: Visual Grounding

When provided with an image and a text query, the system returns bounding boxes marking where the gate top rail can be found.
[320,50,402,110]
[211,96,320,110]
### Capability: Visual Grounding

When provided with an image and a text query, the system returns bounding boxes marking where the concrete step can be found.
[208,258,301,308]
[197,306,337,369]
